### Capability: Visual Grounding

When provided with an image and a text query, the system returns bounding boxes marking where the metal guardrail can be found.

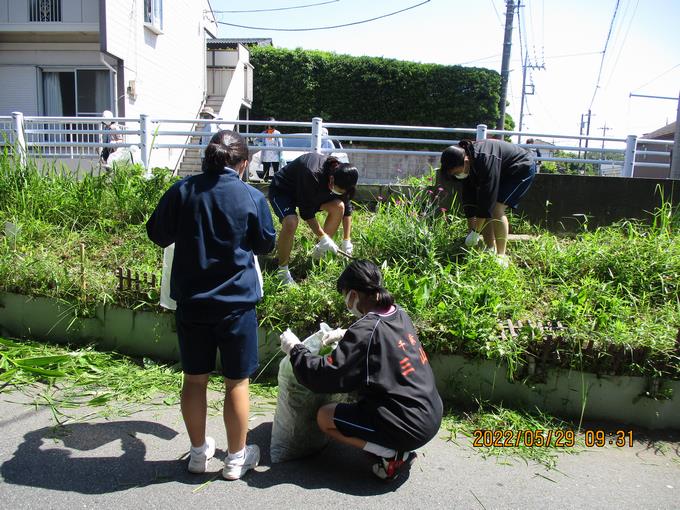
[0,112,673,177]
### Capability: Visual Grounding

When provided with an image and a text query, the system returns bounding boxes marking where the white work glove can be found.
[465,230,481,247]
[280,328,301,355]
[321,328,347,346]
[312,234,339,259]
[340,239,353,256]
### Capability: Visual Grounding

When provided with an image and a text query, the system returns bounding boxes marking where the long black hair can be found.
[439,139,476,180]
[322,156,359,199]
[203,130,249,173]
[337,259,394,309]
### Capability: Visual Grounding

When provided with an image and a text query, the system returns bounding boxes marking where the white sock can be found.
[363,442,397,458]
[191,442,208,455]
[278,265,289,273]
[227,447,245,461]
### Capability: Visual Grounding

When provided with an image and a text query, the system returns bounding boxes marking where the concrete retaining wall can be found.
[1,291,677,429]
[350,149,437,183]
[255,173,677,231]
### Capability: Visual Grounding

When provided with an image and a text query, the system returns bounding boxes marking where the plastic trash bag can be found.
[270,323,347,463]
[106,146,140,166]
[159,244,264,311]
[160,244,177,310]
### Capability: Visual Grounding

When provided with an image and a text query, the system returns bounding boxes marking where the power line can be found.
[457,50,602,67]
[489,0,503,25]
[630,62,680,93]
[211,0,339,14]
[603,0,639,90]
[457,53,502,65]
[588,0,621,111]
[215,0,431,31]
[547,50,603,60]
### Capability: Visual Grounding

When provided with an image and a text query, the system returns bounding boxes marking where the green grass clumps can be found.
[0,335,183,423]
[0,336,276,424]
[0,155,678,379]
[442,403,579,469]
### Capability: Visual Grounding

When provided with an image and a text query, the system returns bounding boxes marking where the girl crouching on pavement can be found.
[280,260,443,481]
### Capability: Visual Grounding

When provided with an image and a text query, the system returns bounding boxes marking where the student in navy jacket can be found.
[279,260,443,481]
[268,153,358,285]
[439,139,536,266]
[146,130,275,480]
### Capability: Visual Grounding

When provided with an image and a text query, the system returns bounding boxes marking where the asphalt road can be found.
[0,390,678,510]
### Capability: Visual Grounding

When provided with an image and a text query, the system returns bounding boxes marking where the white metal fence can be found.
[0,112,673,178]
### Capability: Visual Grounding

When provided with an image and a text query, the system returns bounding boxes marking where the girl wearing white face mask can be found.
[439,139,536,264]
[268,154,359,285]
[279,260,443,481]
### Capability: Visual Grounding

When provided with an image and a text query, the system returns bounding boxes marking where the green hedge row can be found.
[249,47,512,142]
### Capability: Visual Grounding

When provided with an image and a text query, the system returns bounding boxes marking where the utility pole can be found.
[598,123,613,176]
[518,53,545,143]
[578,113,584,159]
[583,109,593,160]
[496,0,516,131]
[599,123,613,158]
[672,89,680,180]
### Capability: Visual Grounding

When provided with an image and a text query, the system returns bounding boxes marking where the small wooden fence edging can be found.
[114,267,158,295]
[497,319,680,390]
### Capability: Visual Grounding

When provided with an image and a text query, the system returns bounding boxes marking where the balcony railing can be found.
[29,0,62,22]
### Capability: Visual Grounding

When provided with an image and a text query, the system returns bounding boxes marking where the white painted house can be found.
[0,0,252,170]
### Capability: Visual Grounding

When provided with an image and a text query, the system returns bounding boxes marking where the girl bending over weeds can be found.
[439,139,536,267]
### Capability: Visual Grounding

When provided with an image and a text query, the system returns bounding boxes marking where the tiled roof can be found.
[207,38,273,49]
[642,121,676,139]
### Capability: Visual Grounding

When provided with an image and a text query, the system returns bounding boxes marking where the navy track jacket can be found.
[461,139,533,219]
[146,168,276,317]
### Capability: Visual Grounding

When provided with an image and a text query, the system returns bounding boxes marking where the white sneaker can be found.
[222,444,260,480]
[187,436,215,473]
[278,269,296,285]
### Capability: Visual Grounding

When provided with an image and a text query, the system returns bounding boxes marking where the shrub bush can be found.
[250,47,512,143]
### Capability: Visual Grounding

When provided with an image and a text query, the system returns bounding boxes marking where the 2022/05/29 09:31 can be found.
[471,429,634,448]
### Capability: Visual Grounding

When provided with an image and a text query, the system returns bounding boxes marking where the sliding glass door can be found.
[40,69,114,156]
[42,69,112,117]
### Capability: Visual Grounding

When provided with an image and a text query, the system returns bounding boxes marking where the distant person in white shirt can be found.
[199,107,221,165]
[257,117,283,182]
[100,110,123,164]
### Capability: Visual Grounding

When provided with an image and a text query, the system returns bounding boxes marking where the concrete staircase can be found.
[177,95,224,176]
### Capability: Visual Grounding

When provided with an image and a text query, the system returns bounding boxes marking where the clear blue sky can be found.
[210,0,680,140]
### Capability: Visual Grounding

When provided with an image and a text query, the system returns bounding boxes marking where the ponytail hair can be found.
[337,259,394,309]
[203,130,249,173]
[458,139,476,161]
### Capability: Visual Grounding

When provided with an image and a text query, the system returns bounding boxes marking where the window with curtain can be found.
[76,70,111,116]
[41,69,112,154]
[144,0,163,31]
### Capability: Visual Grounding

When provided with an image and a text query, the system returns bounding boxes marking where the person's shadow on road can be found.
[1,420,217,494]
[3,420,416,495]
[245,422,413,495]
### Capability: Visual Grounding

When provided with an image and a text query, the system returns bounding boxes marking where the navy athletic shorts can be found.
[333,402,386,446]
[175,306,259,379]
[498,161,536,209]
[268,193,297,221]
[333,400,441,452]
